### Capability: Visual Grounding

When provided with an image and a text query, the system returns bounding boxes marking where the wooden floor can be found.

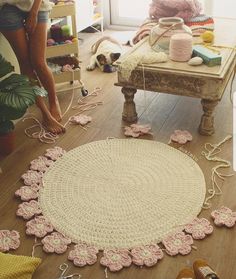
[0,30,235,279]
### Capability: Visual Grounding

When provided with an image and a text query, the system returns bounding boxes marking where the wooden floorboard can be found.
[0,30,235,279]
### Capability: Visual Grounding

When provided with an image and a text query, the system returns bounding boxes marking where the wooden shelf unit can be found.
[46,3,84,89]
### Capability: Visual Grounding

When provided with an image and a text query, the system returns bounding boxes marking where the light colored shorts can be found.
[0,4,49,31]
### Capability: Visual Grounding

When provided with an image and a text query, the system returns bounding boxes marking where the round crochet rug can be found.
[39,139,206,250]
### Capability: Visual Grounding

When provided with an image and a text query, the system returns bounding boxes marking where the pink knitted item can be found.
[21,170,43,186]
[16,200,42,220]
[69,114,92,126]
[184,218,213,240]
[100,249,132,272]
[162,231,193,256]
[149,0,202,21]
[124,124,152,138]
[26,216,54,238]
[30,156,53,172]
[68,243,99,267]
[131,244,164,267]
[0,230,20,252]
[170,130,193,144]
[15,185,39,201]
[44,146,66,161]
[211,206,236,228]
[42,232,71,254]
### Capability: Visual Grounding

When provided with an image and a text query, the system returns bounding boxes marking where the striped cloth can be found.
[185,14,214,35]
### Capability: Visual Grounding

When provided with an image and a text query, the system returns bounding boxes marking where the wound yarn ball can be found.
[201,31,214,43]
[47,38,55,46]
[169,33,193,62]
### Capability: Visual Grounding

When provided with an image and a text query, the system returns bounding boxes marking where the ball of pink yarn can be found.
[47,38,55,46]
[169,33,193,62]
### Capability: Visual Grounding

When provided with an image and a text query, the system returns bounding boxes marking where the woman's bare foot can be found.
[50,98,62,122]
[43,115,65,134]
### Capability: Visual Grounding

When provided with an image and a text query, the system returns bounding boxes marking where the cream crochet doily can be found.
[39,139,206,250]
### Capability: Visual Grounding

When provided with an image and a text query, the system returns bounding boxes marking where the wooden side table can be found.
[115,18,236,135]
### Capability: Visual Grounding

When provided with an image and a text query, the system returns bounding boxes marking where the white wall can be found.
[0,34,20,73]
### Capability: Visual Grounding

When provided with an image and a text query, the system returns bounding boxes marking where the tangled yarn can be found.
[149,0,202,21]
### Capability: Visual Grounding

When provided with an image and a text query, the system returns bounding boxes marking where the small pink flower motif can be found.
[21,170,43,186]
[0,230,20,252]
[211,206,236,228]
[26,216,54,238]
[69,114,92,126]
[15,185,39,201]
[124,124,152,138]
[162,231,193,256]
[131,244,164,267]
[30,156,53,172]
[100,249,132,272]
[170,130,193,144]
[44,146,66,161]
[42,232,71,254]
[16,200,42,220]
[184,218,213,240]
[68,243,99,267]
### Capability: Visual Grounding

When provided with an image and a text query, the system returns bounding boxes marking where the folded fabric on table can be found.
[132,19,158,45]
[185,14,214,35]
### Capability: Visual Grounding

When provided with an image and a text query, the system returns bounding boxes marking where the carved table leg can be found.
[121,87,138,122]
[199,99,219,136]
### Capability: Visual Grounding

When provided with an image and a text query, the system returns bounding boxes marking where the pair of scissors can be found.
[57,263,81,279]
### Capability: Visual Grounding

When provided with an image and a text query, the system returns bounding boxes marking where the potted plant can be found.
[0,54,47,156]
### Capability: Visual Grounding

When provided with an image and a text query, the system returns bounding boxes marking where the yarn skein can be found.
[169,33,193,62]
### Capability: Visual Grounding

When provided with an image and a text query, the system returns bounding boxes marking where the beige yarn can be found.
[39,139,206,250]
[119,48,167,81]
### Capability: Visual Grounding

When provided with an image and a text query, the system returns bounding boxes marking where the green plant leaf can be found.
[0,85,36,111]
[0,105,25,121]
[0,119,14,135]
[0,73,30,90]
[0,54,14,78]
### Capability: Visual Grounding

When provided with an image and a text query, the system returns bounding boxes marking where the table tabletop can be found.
[116,18,236,80]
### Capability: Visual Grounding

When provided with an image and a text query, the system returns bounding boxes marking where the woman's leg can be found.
[1,28,65,134]
[28,22,62,123]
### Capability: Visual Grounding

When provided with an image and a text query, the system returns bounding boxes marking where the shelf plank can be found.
[46,41,79,58]
[49,4,75,18]
[53,69,81,84]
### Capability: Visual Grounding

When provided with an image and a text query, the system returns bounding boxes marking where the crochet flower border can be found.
[14,146,235,272]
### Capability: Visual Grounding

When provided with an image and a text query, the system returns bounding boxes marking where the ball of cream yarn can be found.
[169,33,193,62]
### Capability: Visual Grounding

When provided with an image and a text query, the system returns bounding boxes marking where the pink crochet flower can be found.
[184,218,213,240]
[42,232,71,254]
[68,243,99,267]
[69,115,92,126]
[131,244,164,267]
[124,124,152,138]
[21,170,43,185]
[211,206,236,228]
[0,230,20,252]
[162,231,193,256]
[170,130,193,144]
[26,216,54,238]
[15,185,39,201]
[16,200,42,220]
[100,249,132,272]
[44,146,66,161]
[30,156,53,172]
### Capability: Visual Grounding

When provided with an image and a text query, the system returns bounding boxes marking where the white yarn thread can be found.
[169,33,193,62]
[201,135,234,209]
